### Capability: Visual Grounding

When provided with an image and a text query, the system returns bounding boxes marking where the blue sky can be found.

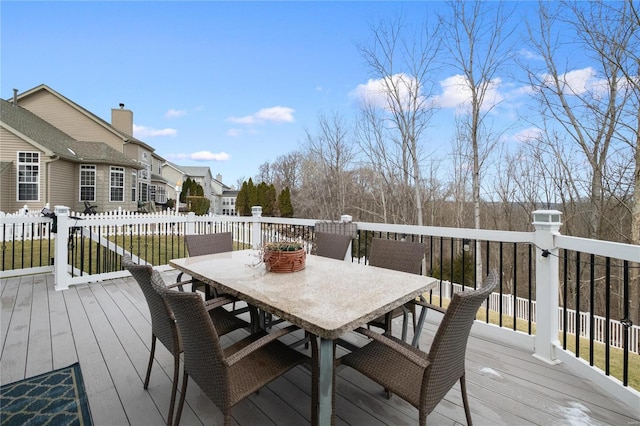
[2,1,590,189]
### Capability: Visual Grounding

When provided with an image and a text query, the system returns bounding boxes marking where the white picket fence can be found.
[0,210,52,242]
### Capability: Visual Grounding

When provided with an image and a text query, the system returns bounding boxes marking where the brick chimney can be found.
[111,103,133,136]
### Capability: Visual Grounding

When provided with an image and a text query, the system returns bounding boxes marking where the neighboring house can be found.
[150,152,168,205]
[211,173,235,215]
[0,98,142,213]
[161,161,185,203]
[163,162,237,215]
[10,84,170,211]
[221,189,239,215]
[2,84,236,214]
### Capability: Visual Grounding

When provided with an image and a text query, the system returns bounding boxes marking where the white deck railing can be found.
[1,207,639,407]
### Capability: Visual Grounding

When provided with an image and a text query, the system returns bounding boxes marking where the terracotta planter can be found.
[263,248,306,273]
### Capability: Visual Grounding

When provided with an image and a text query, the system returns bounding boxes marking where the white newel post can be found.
[54,206,71,291]
[185,212,196,235]
[341,214,353,262]
[251,206,262,249]
[532,209,563,364]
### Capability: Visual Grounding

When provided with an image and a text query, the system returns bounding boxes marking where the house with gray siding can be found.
[0,97,142,213]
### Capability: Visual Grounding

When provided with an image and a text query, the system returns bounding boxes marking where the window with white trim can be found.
[17,152,39,201]
[79,165,96,201]
[139,182,148,203]
[131,172,137,202]
[149,184,157,201]
[156,186,167,204]
[110,166,125,202]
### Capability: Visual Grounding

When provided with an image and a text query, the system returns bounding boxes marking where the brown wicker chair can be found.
[178,232,233,299]
[315,231,353,260]
[367,238,427,341]
[122,255,253,426]
[155,277,313,426]
[340,271,499,425]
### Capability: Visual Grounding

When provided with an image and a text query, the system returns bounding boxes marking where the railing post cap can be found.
[54,205,70,216]
[251,206,262,217]
[340,214,352,223]
[532,210,562,226]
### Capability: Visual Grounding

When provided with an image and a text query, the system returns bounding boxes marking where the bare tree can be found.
[440,0,516,281]
[302,112,355,219]
[522,0,638,325]
[524,0,635,240]
[356,14,442,225]
[354,100,407,223]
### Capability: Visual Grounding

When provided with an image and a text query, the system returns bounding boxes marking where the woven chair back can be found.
[369,238,426,274]
[185,232,233,257]
[122,255,179,354]
[316,231,352,260]
[423,271,499,413]
[156,280,228,408]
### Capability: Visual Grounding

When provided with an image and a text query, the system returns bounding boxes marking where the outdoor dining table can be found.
[169,249,437,425]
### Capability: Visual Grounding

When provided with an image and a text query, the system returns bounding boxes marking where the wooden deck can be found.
[1,273,637,425]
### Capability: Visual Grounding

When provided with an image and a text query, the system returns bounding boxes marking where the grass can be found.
[2,235,251,274]
[1,238,55,270]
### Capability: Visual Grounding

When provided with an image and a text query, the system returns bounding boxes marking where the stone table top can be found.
[170,249,437,339]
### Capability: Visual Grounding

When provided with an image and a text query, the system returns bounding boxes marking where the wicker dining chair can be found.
[177,232,233,299]
[340,271,499,425]
[315,231,353,260]
[155,278,313,426]
[367,238,427,341]
[121,255,253,426]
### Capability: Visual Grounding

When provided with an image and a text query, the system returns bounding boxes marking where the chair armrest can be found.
[204,296,238,310]
[352,327,429,369]
[166,282,187,290]
[225,325,301,366]
[410,298,447,314]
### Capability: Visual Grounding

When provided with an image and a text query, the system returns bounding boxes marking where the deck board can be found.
[1,273,638,425]
[26,275,52,377]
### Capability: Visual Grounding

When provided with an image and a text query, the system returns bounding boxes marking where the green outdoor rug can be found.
[0,362,93,425]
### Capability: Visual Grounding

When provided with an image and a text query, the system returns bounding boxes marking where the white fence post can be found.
[185,212,196,235]
[532,210,563,364]
[251,206,262,249]
[54,211,71,291]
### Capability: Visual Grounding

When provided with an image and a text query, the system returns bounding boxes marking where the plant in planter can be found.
[262,241,306,273]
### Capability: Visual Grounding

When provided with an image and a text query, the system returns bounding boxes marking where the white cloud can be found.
[226,128,243,137]
[165,109,187,119]
[350,73,425,110]
[512,127,543,143]
[518,48,543,61]
[540,67,608,97]
[133,124,177,138]
[168,151,230,162]
[190,151,230,161]
[434,74,504,112]
[227,106,295,125]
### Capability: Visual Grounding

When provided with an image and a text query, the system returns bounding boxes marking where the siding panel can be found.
[19,91,124,152]
[48,161,76,210]
[0,129,45,212]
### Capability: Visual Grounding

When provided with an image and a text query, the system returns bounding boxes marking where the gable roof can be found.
[1,99,142,168]
[178,165,213,179]
[14,84,155,152]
